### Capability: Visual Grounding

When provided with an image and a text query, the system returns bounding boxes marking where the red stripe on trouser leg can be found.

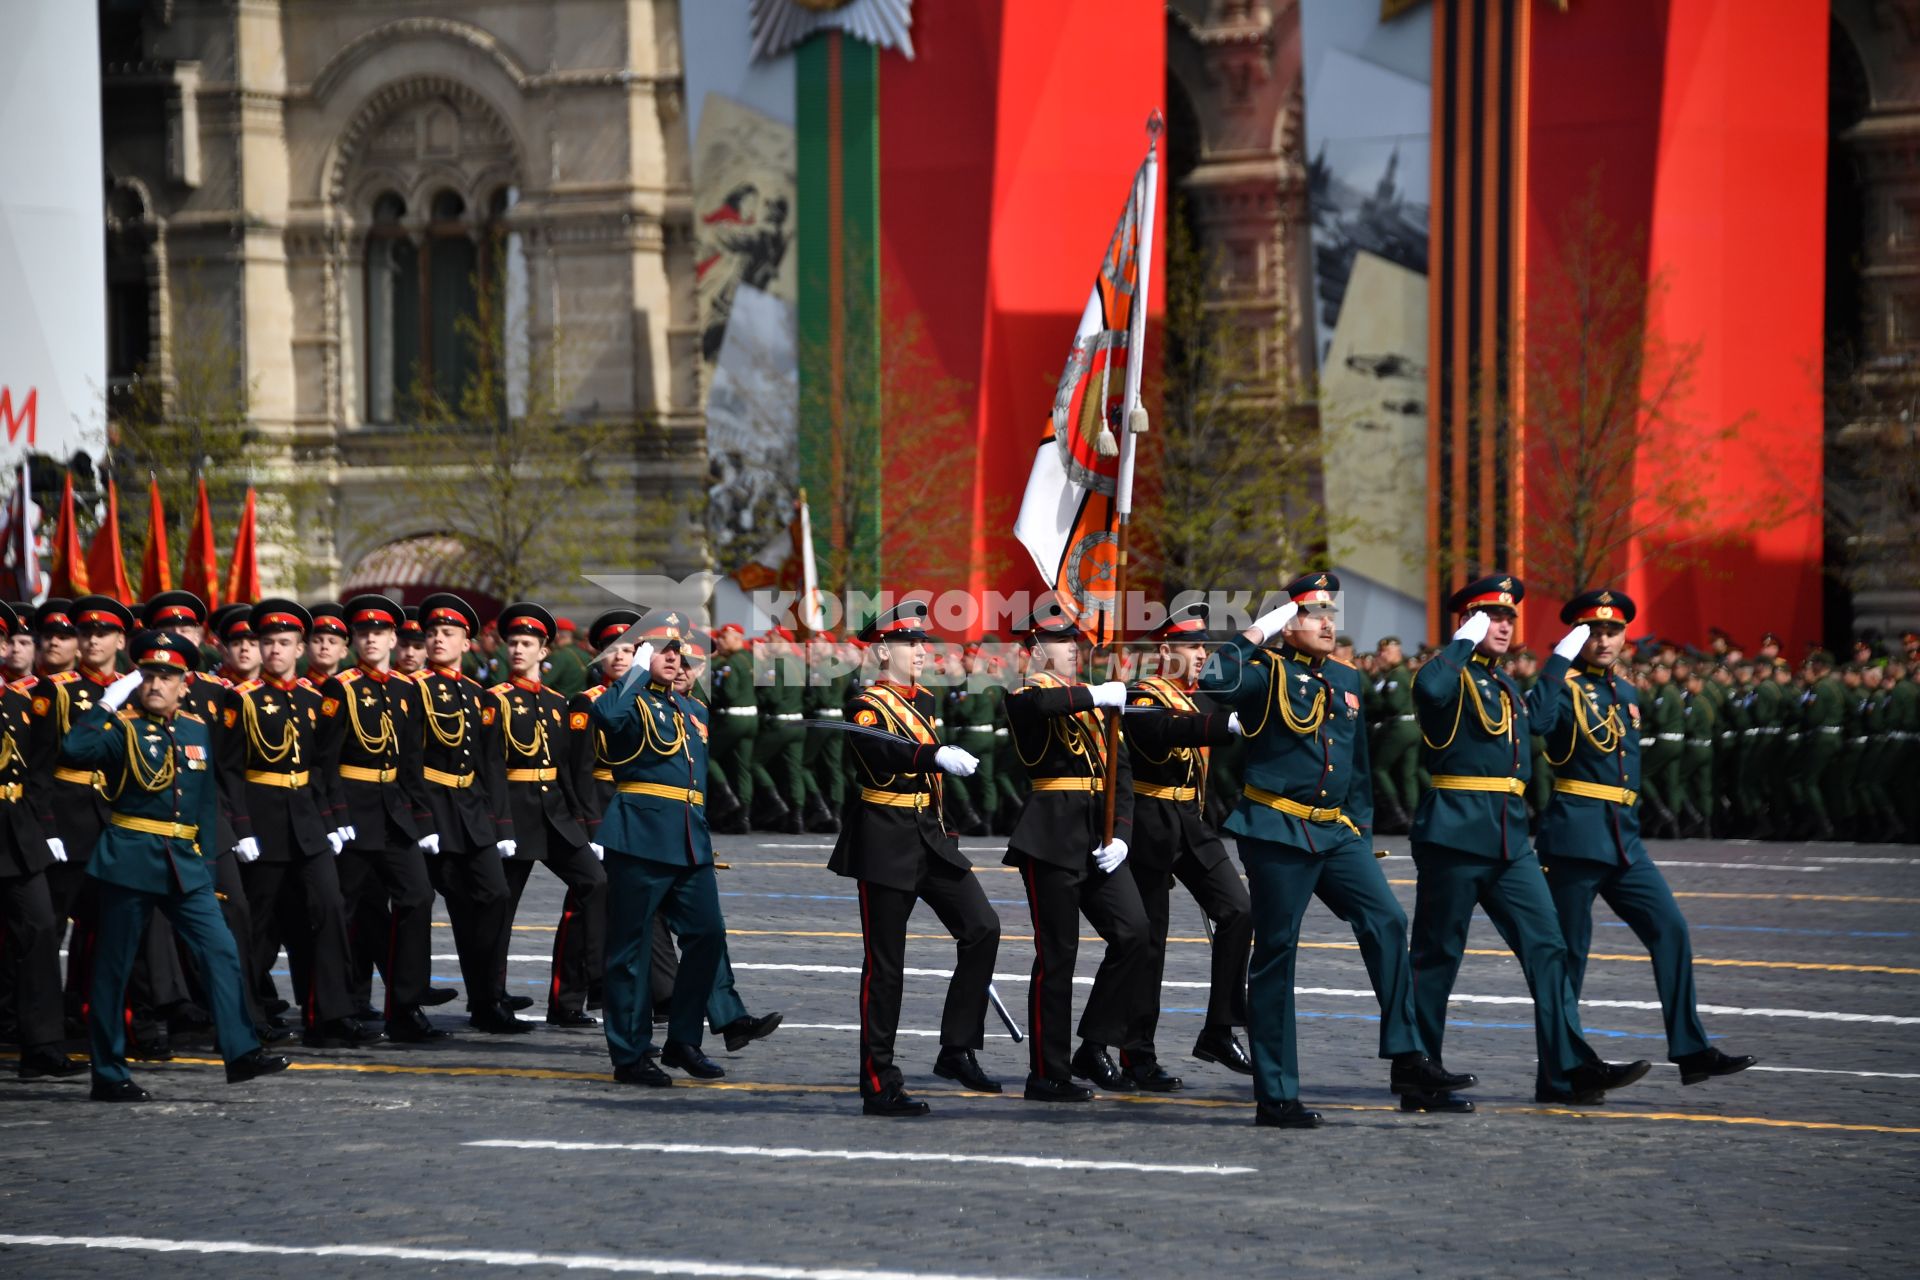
[1022,861,1045,1080]
[549,906,572,1009]
[857,881,882,1095]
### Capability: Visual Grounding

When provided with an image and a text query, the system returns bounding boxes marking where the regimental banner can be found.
[0,4,107,470]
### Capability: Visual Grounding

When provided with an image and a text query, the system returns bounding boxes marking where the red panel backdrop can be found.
[1519,0,1827,649]
[878,0,1166,617]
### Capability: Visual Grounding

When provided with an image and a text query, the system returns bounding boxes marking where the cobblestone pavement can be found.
[3,835,1916,1278]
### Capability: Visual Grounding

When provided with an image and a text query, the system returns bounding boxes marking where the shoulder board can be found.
[235,678,265,694]
[51,671,81,684]
[582,684,607,702]
[1022,672,1066,691]
[116,707,140,722]
[336,668,361,683]
[490,682,514,696]
[13,674,36,692]
[195,671,224,685]
[175,709,205,724]
[295,676,314,689]
[1330,655,1356,670]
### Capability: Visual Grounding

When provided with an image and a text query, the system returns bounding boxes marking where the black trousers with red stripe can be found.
[240,853,356,1026]
[497,844,606,1015]
[1121,850,1252,1064]
[336,844,435,1014]
[855,860,999,1097]
[1016,854,1151,1083]
[0,867,64,1050]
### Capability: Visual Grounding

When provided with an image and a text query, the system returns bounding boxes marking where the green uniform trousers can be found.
[1371,722,1422,816]
[88,879,260,1084]
[1793,733,1840,829]
[602,854,724,1066]
[752,722,807,812]
[708,715,758,808]
[1409,843,1599,1091]
[1240,836,1423,1107]
[649,914,749,1031]
[1540,855,1708,1064]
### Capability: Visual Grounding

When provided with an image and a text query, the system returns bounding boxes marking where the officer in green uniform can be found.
[1409,574,1648,1105]
[1677,667,1716,837]
[66,630,289,1101]
[704,623,756,835]
[1888,659,1919,842]
[1744,660,1785,838]
[1536,589,1755,1090]
[1639,660,1685,838]
[750,627,806,832]
[800,631,845,833]
[1368,637,1420,833]
[1199,574,1469,1128]
[1793,651,1844,841]
[591,611,730,1086]
[1708,663,1742,834]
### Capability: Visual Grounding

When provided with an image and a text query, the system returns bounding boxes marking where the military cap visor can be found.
[211,604,256,643]
[0,601,18,637]
[142,590,208,629]
[250,598,312,637]
[587,608,642,650]
[861,599,932,644]
[342,594,402,631]
[397,606,424,639]
[497,602,557,641]
[32,599,77,636]
[418,592,480,635]
[72,595,136,632]
[1149,603,1211,641]
[1448,574,1524,615]
[130,629,198,673]
[1561,588,1636,627]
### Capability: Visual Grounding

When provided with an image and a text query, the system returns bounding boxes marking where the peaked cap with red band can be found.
[72,595,135,633]
[860,598,931,644]
[211,603,255,644]
[130,628,199,673]
[497,602,556,641]
[1149,602,1213,641]
[587,608,641,649]
[32,598,76,637]
[418,592,479,635]
[342,594,401,631]
[1560,588,1637,627]
[249,598,312,637]
[1447,573,1525,616]
[142,590,208,629]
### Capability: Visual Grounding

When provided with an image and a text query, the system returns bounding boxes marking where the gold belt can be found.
[858,787,930,809]
[423,767,475,789]
[55,767,104,788]
[592,767,613,783]
[1430,774,1526,796]
[1029,777,1101,793]
[339,764,398,784]
[616,781,704,806]
[246,770,310,788]
[110,814,200,847]
[1241,784,1359,835]
[507,767,558,782]
[1135,782,1199,803]
[1553,778,1639,806]
[0,782,22,801]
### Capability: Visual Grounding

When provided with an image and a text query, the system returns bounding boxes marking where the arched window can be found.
[365,188,496,422]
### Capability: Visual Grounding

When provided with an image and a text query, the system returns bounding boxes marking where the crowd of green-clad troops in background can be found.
[695,621,1920,849]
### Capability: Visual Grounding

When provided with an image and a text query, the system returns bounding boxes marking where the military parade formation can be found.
[11,574,1920,1124]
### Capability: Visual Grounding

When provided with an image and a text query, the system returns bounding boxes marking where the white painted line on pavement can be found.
[1653,860,1827,873]
[1804,856,1920,866]
[0,1234,1052,1279]
[466,1138,1254,1176]
[1748,1065,1920,1080]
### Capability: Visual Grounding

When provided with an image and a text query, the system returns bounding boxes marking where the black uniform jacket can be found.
[1124,676,1236,874]
[829,679,965,892]
[225,675,342,860]
[491,676,591,859]
[413,665,513,853]
[315,664,431,850]
[1001,671,1134,869]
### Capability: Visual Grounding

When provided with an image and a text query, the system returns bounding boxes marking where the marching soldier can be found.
[1409,575,1649,1104]
[225,600,379,1048]
[704,622,755,834]
[1792,651,1844,841]
[830,600,1000,1116]
[544,617,591,699]
[411,593,523,1033]
[1002,599,1147,1103]
[488,602,607,1028]
[1640,660,1684,838]
[65,630,289,1101]
[1368,636,1419,834]
[315,595,445,1043]
[1537,590,1755,1088]
[591,611,731,1086]
[394,606,429,677]
[1,602,84,1080]
[1117,604,1254,1089]
[752,627,807,832]
[801,630,846,834]
[1678,666,1716,837]
[304,603,351,680]
[1199,575,1468,1127]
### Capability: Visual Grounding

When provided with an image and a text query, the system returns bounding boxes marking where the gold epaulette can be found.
[175,708,205,724]
[235,678,264,695]
[580,684,607,703]
[336,668,361,684]
[116,707,140,722]
[50,671,81,685]
[490,682,515,697]
[295,676,315,690]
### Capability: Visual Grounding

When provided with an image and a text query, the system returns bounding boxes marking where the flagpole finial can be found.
[1147,109,1164,144]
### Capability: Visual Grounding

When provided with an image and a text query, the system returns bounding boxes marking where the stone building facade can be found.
[100,0,703,608]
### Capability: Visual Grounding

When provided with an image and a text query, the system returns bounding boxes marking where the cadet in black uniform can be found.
[829,600,1001,1116]
[1003,599,1147,1102]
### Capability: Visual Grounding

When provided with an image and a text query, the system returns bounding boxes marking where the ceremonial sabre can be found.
[987,983,1024,1043]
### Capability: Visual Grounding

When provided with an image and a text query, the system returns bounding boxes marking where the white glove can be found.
[416,832,441,855]
[342,825,357,843]
[496,839,517,860]
[589,842,605,862]
[1088,680,1128,709]
[47,837,67,864]
[233,837,261,864]
[326,830,346,856]
[1553,625,1592,661]
[1092,838,1129,874]
[934,745,979,777]
[1228,711,1245,736]
[1452,611,1492,646]
[632,642,655,675]
[100,670,146,711]
[1252,600,1299,638]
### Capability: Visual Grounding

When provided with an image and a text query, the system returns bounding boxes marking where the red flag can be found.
[224,486,260,605]
[181,475,218,612]
[139,475,172,599]
[48,473,90,598]
[86,477,135,605]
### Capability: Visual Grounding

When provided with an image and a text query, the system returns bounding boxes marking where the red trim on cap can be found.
[259,611,303,631]
[40,612,71,628]
[1462,591,1518,611]
[1288,589,1336,606]
[426,607,468,628]
[223,622,255,638]
[717,623,744,637]
[1162,618,1206,634]
[555,618,575,632]
[78,610,124,628]
[137,647,188,669]
[1569,605,1623,624]
[152,606,197,624]
[350,608,396,627]
[505,617,549,637]
[878,617,923,634]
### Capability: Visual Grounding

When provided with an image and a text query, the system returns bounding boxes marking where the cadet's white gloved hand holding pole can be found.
[100,671,146,711]
[935,745,978,776]
[1092,838,1129,874]
[1452,611,1492,646]
[1553,625,1592,662]
[1088,681,1128,709]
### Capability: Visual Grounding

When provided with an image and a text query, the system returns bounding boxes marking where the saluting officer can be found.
[1199,575,1469,1127]
[65,631,289,1101]
[0,601,83,1080]
[592,612,730,1086]
[1538,590,1755,1088]
[1117,603,1254,1089]
[564,609,642,1018]
[488,602,607,1028]
[1002,599,1146,1103]
[830,600,1000,1116]
[1410,574,1648,1104]
[224,599,379,1048]
[315,595,444,1043]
